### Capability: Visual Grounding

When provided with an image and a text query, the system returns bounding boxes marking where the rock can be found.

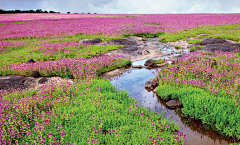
[27,59,35,63]
[110,39,137,46]
[166,99,182,109]
[195,38,240,53]
[31,71,41,78]
[144,59,155,66]
[152,88,157,94]
[38,77,48,84]
[80,38,102,44]
[132,65,143,68]
[145,78,158,90]
[142,49,150,55]
[142,38,147,41]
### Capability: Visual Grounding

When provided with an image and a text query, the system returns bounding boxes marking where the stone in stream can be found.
[27,59,35,63]
[144,59,155,66]
[166,99,182,109]
[132,65,143,69]
[31,71,41,78]
[145,78,158,90]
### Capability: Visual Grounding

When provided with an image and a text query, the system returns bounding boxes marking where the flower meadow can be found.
[1,13,240,144]
[154,50,240,140]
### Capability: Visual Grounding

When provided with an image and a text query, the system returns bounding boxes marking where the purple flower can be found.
[204,106,206,109]
[140,112,144,116]
[184,134,187,139]
[61,130,65,138]
[160,138,164,141]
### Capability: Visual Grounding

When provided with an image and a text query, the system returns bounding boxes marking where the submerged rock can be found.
[132,65,143,69]
[166,99,182,109]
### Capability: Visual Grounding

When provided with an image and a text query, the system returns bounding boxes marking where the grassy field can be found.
[0,14,240,144]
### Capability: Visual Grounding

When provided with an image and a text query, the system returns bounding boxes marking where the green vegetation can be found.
[123,32,164,38]
[156,84,240,140]
[188,39,202,44]
[154,58,165,64]
[159,24,240,43]
[190,46,196,52]
[197,45,206,49]
[154,50,240,140]
[0,32,185,144]
[174,45,181,50]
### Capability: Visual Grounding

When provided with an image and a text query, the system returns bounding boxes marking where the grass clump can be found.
[158,24,240,43]
[188,39,202,44]
[123,32,164,38]
[154,58,165,64]
[0,78,185,144]
[155,50,240,140]
[190,46,196,52]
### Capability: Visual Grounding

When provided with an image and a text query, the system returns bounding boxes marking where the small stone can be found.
[31,71,41,78]
[27,59,35,63]
[144,59,155,66]
[38,77,48,84]
[166,99,182,109]
[132,65,143,68]
[152,88,157,94]
[142,50,150,55]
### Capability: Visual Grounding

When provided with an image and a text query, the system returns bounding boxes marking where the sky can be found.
[1,0,240,14]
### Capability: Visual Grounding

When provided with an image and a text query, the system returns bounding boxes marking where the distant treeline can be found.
[0,9,98,14]
[0,9,60,14]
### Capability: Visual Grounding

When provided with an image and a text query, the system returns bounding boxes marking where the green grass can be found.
[123,32,164,38]
[154,58,165,64]
[188,39,202,44]
[0,32,186,144]
[1,22,240,144]
[159,24,240,43]
[174,45,181,50]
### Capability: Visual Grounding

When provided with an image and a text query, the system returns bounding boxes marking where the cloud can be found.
[1,0,240,14]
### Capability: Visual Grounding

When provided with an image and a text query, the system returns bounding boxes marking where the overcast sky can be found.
[1,0,240,14]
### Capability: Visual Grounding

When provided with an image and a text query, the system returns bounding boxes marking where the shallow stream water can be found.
[100,38,237,145]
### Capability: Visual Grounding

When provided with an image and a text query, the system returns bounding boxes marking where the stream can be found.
[99,38,237,145]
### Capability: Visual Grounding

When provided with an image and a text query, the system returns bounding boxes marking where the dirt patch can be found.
[0,75,75,94]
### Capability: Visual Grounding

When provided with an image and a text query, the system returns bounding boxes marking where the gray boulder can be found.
[166,99,182,109]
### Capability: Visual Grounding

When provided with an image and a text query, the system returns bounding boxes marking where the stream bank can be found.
[99,36,239,145]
